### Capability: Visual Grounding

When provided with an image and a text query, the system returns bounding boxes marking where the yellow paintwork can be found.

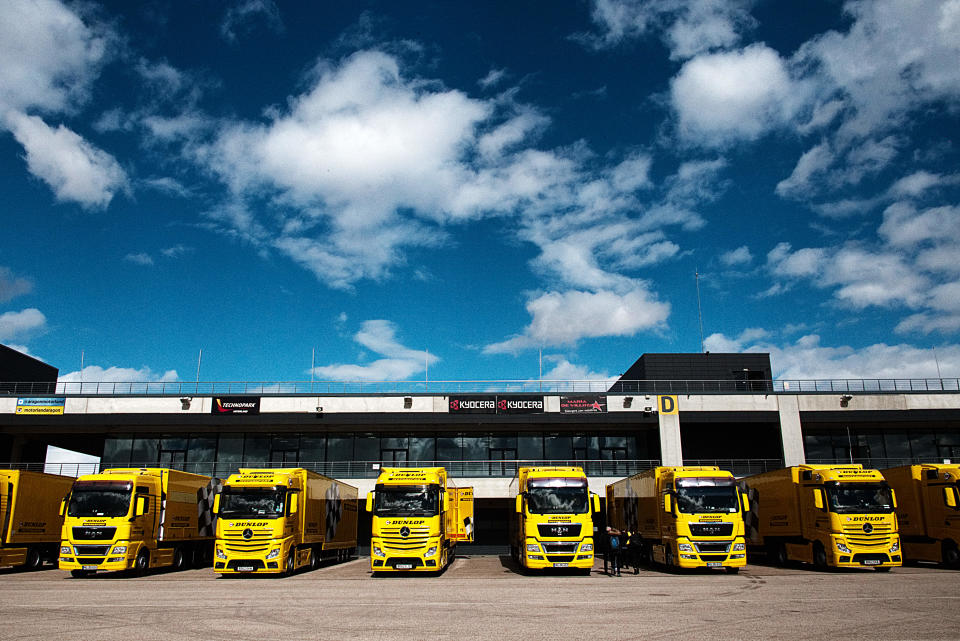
[214,468,358,575]
[882,464,960,565]
[59,468,216,575]
[607,466,748,571]
[0,470,74,569]
[510,467,596,571]
[742,464,901,569]
[368,467,473,573]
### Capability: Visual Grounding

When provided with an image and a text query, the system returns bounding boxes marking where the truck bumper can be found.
[213,539,296,574]
[369,538,444,572]
[0,548,28,568]
[829,536,902,569]
[523,552,594,570]
[674,553,747,570]
[58,542,136,573]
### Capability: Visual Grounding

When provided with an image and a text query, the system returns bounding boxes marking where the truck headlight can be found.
[836,541,852,554]
[526,544,540,553]
[733,543,746,551]
[111,546,127,555]
[266,549,280,560]
[678,543,694,552]
[373,546,386,558]
[425,546,437,557]
[889,540,899,553]
[216,548,227,560]
[60,546,73,555]
[580,543,593,552]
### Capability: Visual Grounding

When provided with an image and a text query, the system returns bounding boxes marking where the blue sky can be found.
[2,0,960,384]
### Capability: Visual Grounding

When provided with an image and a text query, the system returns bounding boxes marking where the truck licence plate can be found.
[706,562,722,568]
[236,566,255,572]
[553,563,569,568]
[862,559,881,565]
[81,565,98,571]
[395,564,413,570]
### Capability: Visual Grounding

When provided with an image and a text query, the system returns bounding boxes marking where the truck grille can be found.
[76,557,105,565]
[542,542,578,553]
[221,527,274,552]
[694,542,731,553]
[842,523,893,547]
[227,559,265,571]
[380,526,431,550]
[546,555,575,563]
[73,545,111,556]
[699,554,728,562]
[72,527,116,540]
[386,557,424,569]
[537,524,581,538]
[688,523,733,537]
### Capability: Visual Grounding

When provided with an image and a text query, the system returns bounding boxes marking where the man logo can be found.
[400,526,410,538]
[863,523,874,534]
[242,528,254,540]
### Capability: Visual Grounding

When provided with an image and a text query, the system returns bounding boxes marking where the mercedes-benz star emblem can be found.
[863,523,874,534]
[242,528,254,540]
[400,526,411,538]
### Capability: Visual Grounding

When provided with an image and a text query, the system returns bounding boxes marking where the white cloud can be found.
[6,113,128,209]
[484,288,670,353]
[124,253,154,266]
[889,171,954,197]
[58,365,179,383]
[311,320,437,381]
[671,44,805,146]
[0,0,106,115]
[221,0,283,43]
[478,68,507,89]
[720,245,752,266]
[0,267,33,302]
[0,308,46,341]
[539,356,614,382]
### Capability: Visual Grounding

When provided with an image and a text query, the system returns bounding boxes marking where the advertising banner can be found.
[211,396,260,415]
[15,397,65,415]
[559,395,607,413]
[496,395,544,414]
[449,395,498,414]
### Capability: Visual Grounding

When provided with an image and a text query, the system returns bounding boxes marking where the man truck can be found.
[1,470,75,570]
[214,468,358,575]
[59,468,220,577]
[882,464,960,567]
[741,464,901,570]
[367,467,473,573]
[606,466,748,573]
[510,466,599,573]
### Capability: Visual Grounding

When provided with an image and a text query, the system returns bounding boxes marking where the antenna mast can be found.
[695,269,705,353]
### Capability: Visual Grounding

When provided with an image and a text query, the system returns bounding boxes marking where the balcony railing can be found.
[1,377,958,396]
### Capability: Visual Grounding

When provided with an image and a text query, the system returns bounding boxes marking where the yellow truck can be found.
[606,466,748,573]
[214,468,358,575]
[741,464,901,570]
[510,466,599,573]
[1,470,75,570]
[367,467,473,573]
[59,468,221,577]
[881,464,960,567]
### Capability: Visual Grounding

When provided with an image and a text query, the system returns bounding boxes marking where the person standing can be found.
[608,527,622,576]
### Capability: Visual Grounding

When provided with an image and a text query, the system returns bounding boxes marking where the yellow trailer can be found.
[510,466,599,573]
[607,466,748,573]
[214,468,358,575]
[367,467,473,573]
[741,464,901,570]
[0,470,75,570]
[59,468,221,577]
[882,464,960,566]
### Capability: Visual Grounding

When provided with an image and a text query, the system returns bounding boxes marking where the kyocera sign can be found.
[449,395,545,414]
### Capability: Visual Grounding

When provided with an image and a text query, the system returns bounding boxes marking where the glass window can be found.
[326,436,353,462]
[803,433,832,460]
[354,434,378,461]
[408,436,435,462]
[243,435,270,463]
[160,436,188,452]
[380,437,408,450]
[910,432,938,459]
[461,436,487,460]
[883,432,911,458]
[489,434,517,449]
[436,437,460,461]
[937,431,960,446]
[517,434,543,460]
[130,437,158,464]
[102,437,133,466]
[299,436,326,462]
[545,435,571,460]
[217,434,244,463]
[271,435,299,452]
[188,435,216,462]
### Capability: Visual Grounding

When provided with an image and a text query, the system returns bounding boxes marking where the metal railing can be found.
[682,459,783,476]
[805,457,955,469]
[1,377,958,396]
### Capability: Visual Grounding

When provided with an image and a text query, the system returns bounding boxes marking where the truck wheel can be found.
[70,569,92,578]
[285,551,296,576]
[22,547,42,571]
[310,548,320,570]
[172,547,186,570]
[135,550,150,575]
[943,541,960,567]
[665,550,675,568]
[812,543,827,569]
[772,543,788,567]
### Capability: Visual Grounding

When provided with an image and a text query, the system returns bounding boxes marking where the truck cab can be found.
[882,464,960,566]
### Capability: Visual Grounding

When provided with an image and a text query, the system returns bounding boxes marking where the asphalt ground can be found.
[1,556,958,641]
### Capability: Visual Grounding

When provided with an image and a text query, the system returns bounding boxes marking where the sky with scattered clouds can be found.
[2,0,959,384]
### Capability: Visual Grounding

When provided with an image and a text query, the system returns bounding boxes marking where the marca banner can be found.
[15,397,65,415]
[559,394,607,413]
[449,395,546,414]
[211,396,260,415]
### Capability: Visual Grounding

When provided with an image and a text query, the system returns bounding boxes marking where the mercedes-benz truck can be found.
[882,464,959,566]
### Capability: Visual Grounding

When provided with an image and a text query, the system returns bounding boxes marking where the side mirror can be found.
[592,494,601,514]
[944,487,958,509]
[289,493,299,514]
[890,489,897,509]
[812,489,824,510]
[515,495,523,514]
[365,493,373,513]
[135,495,148,516]
[213,494,221,515]
[663,493,672,513]
[741,493,750,514]
[59,498,67,517]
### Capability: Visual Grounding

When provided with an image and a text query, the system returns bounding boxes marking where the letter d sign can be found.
[658,395,678,415]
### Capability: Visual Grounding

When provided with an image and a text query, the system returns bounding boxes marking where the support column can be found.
[658,411,683,466]
[777,395,806,466]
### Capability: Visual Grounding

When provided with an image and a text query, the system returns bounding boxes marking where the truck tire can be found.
[310,548,320,571]
[135,550,150,575]
[812,543,827,569]
[22,547,42,571]
[285,551,295,576]
[172,547,186,570]
[70,569,92,578]
[772,542,788,567]
[943,541,960,567]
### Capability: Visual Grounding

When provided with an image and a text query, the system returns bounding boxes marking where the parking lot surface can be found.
[1,556,958,641]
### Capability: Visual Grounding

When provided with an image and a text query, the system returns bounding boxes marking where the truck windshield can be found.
[675,486,740,513]
[826,484,894,514]
[526,479,589,515]
[219,488,286,518]
[374,485,439,517]
[67,482,132,518]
